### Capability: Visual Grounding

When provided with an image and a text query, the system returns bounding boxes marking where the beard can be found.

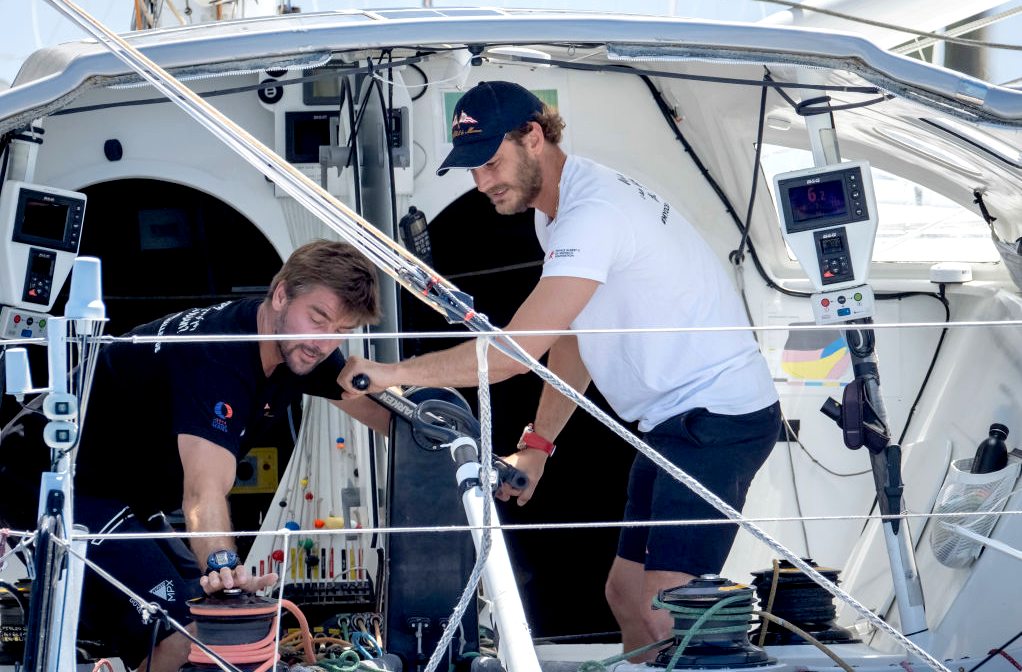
[274,306,327,375]
[489,145,543,215]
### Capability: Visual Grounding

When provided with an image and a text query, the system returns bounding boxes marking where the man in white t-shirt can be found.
[340,81,780,660]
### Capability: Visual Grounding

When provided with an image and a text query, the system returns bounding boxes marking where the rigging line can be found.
[425,338,496,672]
[729,72,769,267]
[898,285,951,446]
[755,0,1022,52]
[40,5,936,667]
[508,54,881,93]
[67,507,1022,540]
[893,3,1022,55]
[72,508,1022,539]
[95,315,1022,347]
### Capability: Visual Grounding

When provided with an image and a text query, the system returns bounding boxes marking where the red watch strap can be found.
[520,423,555,456]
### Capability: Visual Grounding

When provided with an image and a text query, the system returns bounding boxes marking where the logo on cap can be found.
[452,110,482,139]
[452,111,478,128]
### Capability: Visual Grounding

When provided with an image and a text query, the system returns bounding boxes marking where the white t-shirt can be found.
[535,155,778,432]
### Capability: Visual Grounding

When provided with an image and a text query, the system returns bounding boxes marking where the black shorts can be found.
[617,401,781,575]
[75,496,204,667]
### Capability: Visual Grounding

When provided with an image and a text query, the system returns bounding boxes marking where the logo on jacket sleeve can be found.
[212,402,233,432]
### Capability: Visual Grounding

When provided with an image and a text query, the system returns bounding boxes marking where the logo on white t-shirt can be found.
[547,248,580,261]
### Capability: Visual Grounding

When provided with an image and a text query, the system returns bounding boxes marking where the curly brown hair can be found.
[506,105,565,145]
[267,240,381,325]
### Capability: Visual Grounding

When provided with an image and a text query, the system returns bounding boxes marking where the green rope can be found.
[652,594,753,672]
[576,593,754,672]
[317,649,369,672]
[577,636,675,672]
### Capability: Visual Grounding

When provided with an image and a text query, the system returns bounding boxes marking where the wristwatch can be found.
[519,423,556,456]
[205,548,240,574]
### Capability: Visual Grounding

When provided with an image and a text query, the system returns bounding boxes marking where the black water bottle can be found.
[971,423,1009,474]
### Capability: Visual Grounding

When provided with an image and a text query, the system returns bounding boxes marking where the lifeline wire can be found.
[424,337,497,672]
[65,506,1022,542]
[45,2,947,669]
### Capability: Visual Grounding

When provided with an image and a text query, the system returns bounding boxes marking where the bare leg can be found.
[134,625,193,672]
[606,556,695,663]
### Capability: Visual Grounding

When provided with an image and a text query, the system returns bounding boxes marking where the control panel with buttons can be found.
[0,305,49,339]
[1,181,87,311]
[811,285,875,325]
[773,160,878,295]
[814,228,854,286]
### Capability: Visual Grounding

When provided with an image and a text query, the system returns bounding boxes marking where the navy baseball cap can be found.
[437,81,545,176]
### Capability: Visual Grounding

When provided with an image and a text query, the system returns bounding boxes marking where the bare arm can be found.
[178,434,277,593]
[330,395,391,434]
[499,334,591,506]
[534,333,591,443]
[338,276,600,394]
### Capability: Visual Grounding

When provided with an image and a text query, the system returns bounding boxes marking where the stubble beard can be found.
[275,305,325,375]
[492,147,543,215]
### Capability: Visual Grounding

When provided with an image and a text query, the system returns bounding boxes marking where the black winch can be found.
[749,559,859,646]
[178,589,283,672]
[652,575,774,669]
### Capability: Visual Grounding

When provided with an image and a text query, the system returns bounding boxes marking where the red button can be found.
[821,299,830,307]
[13,315,21,324]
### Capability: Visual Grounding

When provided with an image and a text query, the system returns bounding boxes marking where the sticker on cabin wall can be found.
[442,89,559,144]
[763,316,851,387]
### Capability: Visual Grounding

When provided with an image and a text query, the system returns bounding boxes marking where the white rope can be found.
[422,337,497,672]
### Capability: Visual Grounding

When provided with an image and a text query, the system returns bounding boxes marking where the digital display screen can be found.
[30,252,55,276]
[304,75,342,105]
[820,236,844,254]
[21,199,70,242]
[286,111,338,163]
[788,179,848,224]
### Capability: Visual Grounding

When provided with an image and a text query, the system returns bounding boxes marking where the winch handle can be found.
[493,458,529,491]
[349,374,530,491]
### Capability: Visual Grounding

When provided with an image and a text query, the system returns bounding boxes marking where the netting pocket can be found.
[991,234,1022,292]
[930,457,1020,568]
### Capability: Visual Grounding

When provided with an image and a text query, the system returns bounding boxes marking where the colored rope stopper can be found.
[304,492,314,501]
[284,521,300,531]
[300,538,315,551]
[271,550,285,562]
[314,519,325,529]
[277,499,287,508]
[300,478,309,489]
[322,516,345,529]
[336,436,346,450]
